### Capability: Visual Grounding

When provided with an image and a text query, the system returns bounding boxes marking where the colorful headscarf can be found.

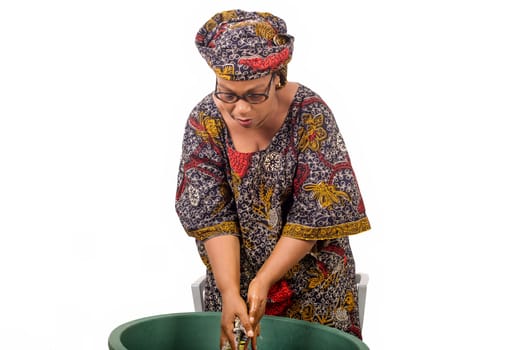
[195,9,294,81]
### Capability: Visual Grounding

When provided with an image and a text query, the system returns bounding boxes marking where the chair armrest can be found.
[191,275,206,312]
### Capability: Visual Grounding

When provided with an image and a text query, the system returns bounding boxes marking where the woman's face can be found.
[213,73,277,129]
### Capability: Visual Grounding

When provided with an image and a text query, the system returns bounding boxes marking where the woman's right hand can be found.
[220,291,254,350]
[203,235,253,349]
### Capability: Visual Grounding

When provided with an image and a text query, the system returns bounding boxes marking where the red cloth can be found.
[265,280,293,316]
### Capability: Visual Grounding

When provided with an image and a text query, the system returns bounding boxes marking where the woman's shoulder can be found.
[293,84,328,106]
[292,84,333,116]
[183,94,228,149]
[189,93,220,119]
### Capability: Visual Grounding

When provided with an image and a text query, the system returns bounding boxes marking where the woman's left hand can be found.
[247,237,316,348]
[247,276,270,345]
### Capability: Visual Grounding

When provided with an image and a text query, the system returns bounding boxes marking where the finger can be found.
[238,314,254,339]
[250,323,261,350]
[220,324,237,350]
[251,332,258,350]
[219,334,228,350]
[226,332,237,350]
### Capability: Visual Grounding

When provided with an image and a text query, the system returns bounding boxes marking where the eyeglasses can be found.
[214,74,274,104]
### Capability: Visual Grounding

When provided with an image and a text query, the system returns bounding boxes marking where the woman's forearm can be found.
[205,235,256,345]
[204,235,241,296]
[255,236,316,286]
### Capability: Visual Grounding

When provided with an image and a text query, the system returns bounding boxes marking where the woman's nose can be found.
[233,99,252,113]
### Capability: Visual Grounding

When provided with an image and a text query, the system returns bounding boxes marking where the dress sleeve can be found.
[282,97,370,240]
[175,101,240,241]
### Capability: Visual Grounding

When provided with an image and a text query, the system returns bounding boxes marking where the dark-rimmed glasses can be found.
[214,74,274,104]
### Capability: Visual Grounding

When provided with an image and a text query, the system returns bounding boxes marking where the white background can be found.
[1,0,523,349]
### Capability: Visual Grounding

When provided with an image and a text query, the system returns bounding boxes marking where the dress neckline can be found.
[225,84,303,156]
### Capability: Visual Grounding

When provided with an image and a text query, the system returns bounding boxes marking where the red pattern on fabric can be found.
[188,116,206,133]
[322,244,346,258]
[293,163,309,194]
[227,146,253,178]
[238,48,290,72]
[322,244,348,265]
[316,261,328,277]
[265,280,294,316]
[348,325,362,340]
[358,199,365,213]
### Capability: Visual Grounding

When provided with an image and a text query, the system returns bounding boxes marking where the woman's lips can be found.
[236,118,252,127]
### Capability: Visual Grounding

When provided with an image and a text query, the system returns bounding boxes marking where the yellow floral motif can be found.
[256,12,272,19]
[315,313,333,325]
[323,272,337,288]
[230,173,241,200]
[253,183,273,223]
[196,112,224,141]
[273,34,289,46]
[307,268,324,289]
[200,255,210,269]
[298,113,328,152]
[287,301,301,319]
[301,304,314,322]
[203,18,218,33]
[303,182,351,209]
[285,265,301,280]
[221,10,239,23]
[243,236,255,250]
[344,290,356,312]
[205,10,239,32]
[213,65,235,80]
[255,22,277,41]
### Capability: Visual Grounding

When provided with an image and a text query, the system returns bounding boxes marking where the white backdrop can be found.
[1,0,523,349]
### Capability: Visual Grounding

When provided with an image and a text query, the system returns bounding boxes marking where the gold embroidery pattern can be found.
[194,112,224,141]
[282,217,371,240]
[316,313,334,326]
[255,22,277,41]
[303,181,351,209]
[298,113,328,152]
[230,172,241,200]
[253,182,273,225]
[203,18,218,33]
[344,290,356,312]
[204,10,238,33]
[307,268,324,289]
[188,221,240,241]
[220,10,239,23]
[300,304,314,322]
[213,65,236,80]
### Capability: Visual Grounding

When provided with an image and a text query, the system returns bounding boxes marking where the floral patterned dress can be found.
[175,84,370,338]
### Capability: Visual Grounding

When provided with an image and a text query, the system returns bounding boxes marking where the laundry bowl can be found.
[108,312,368,350]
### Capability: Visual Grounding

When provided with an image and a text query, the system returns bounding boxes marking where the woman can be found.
[175,9,370,350]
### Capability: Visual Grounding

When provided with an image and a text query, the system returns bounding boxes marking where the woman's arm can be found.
[247,236,316,339]
[204,235,241,297]
[254,236,316,288]
[204,235,254,349]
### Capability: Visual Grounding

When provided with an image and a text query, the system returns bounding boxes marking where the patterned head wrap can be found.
[195,9,294,81]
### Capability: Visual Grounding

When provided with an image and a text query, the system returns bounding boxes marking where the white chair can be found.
[191,272,369,328]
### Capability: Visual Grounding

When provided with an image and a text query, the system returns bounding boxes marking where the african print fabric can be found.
[175,85,370,339]
[195,9,293,81]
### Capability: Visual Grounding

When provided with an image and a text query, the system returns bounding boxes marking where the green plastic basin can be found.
[108,312,368,349]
